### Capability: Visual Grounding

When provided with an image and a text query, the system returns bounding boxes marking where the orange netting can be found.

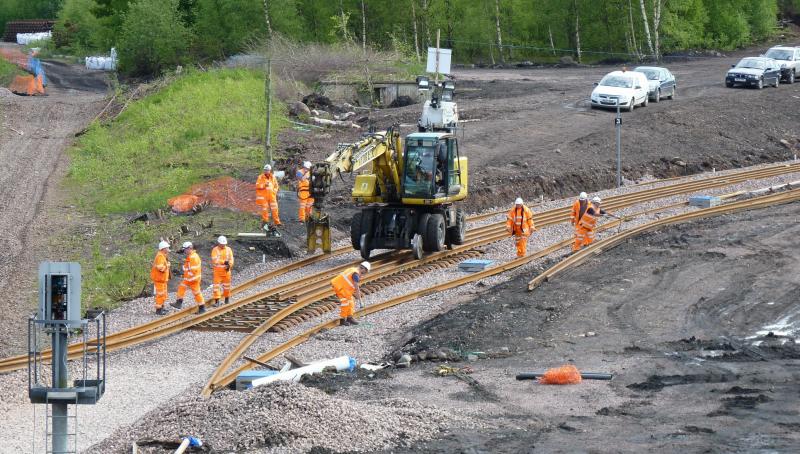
[0,47,29,69]
[168,176,259,214]
[538,365,582,385]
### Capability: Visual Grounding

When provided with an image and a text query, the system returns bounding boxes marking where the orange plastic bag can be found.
[168,194,200,213]
[538,365,582,385]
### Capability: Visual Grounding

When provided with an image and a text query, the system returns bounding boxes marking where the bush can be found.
[52,0,105,55]
[117,0,191,76]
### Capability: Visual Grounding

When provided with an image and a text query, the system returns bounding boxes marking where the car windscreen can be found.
[736,59,765,69]
[599,75,633,88]
[635,68,660,80]
[765,49,793,60]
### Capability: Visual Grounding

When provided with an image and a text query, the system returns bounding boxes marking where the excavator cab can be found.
[401,133,465,204]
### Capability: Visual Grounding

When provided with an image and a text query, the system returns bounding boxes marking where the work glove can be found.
[224,261,231,271]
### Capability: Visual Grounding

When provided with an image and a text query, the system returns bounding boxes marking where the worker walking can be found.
[211,235,234,306]
[330,261,370,326]
[150,240,171,315]
[506,197,536,257]
[172,241,206,314]
[574,196,608,252]
[256,164,281,228]
[571,192,590,252]
[296,161,314,222]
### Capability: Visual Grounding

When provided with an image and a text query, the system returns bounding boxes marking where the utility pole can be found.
[263,0,273,165]
[434,29,441,85]
[615,100,622,188]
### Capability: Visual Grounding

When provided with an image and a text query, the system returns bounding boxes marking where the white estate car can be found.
[590,70,650,111]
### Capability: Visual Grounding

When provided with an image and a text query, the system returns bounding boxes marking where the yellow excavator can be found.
[306,78,468,259]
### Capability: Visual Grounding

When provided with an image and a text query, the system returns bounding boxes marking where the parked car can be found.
[725,57,781,89]
[590,70,650,111]
[633,66,677,102]
[763,46,799,84]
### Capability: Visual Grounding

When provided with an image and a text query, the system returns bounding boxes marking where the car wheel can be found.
[756,78,763,89]
[725,81,733,88]
[642,95,648,107]
[669,86,676,99]
[627,99,634,112]
[653,89,660,103]
[789,71,795,84]
[774,77,780,88]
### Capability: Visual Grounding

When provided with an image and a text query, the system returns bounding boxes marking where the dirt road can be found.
[0,44,107,356]
[381,201,800,453]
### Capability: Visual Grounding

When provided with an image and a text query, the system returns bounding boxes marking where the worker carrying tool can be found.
[574,196,609,252]
[570,192,589,227]
[506,197,536,257]
[172,241,206,314]
[211,235,234,307]
[296,161,314,222]
[255,164,281,230]
[330,261,370,326]
[150,240,171,315]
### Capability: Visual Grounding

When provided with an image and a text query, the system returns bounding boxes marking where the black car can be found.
[633,66,677,102]
[725,57,781,89]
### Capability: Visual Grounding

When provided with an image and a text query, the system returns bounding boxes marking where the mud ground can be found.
[0,43,108,356]
[355,200,800,453]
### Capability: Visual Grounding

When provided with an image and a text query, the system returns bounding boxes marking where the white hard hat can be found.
[263,164,272,171]
[514,197,523,205]
[217,235,227,245]
[579,192,588,200]
[592,196,602,203]
[360,261,371,272]
[303,161,312,169]
[182,241,193,249]
[158,240,170,250]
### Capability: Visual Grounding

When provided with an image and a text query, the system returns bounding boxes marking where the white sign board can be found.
[426,47,452,75]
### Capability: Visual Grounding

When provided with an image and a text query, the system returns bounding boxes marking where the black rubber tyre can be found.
[641,95,648,107]
[359,234,371,259]
[669,85,676,99]
[423,214,446,252]
[773,77,780,88]
[446,209,467,245]
[350,212,362,250]
[627,98,634,112]
[653,89,660,103]
[417,213,431,236]
[756,78,763,90]
[725,81,733,88]
[789,71,795,84]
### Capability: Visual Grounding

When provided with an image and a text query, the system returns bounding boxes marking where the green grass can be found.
[64,67,287,309]
[0,57,24,86]
[68,68,287,214]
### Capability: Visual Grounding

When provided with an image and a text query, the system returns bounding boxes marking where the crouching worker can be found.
[330,261,370,326]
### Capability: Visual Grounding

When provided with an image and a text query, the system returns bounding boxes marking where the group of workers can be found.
[506,192,610,257]
[255,161,316,229]
[150,235,234,315]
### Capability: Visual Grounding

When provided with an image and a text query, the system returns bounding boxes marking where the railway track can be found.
[2,162,800,374]
[201,187,800,394]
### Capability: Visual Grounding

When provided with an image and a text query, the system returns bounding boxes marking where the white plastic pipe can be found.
[174,438,190,454]
[251,356,355,387]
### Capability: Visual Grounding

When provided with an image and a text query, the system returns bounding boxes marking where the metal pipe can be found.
[516,372,613,380]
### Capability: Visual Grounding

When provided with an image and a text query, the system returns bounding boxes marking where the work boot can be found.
[340,317,351,326]
[346,317,359,325]
[197,304,206,314]
[155,307,167,316]
[214,298,220,307]
[170,299,183,309]
[224,297,230,305]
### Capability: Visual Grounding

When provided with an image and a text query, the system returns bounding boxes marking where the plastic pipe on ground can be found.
[516,372,613,381]
[251,356,355,387]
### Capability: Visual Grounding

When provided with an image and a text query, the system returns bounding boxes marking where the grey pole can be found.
[616,99,622,188]
[52,325,69,453]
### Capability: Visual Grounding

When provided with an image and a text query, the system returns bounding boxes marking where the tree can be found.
[53,0,104,54]
[117,0,191,76]
[639,0,655,57]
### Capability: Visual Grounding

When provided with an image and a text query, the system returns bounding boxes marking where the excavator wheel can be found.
[446,209,466,245]
[359,233,371,259]
[350,212,363,250]
[423,214,446,252]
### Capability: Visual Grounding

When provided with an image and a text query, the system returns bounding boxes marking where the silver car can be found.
[633,66,677,102]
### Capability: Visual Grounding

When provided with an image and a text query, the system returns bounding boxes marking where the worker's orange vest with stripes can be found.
[571,199,589,225]
[506,205,535,236]
[578,209,598,230]
[150,250,170,283]
[256,173,279,202]
[331,267,359,297]
[182,251,202,282]
[211,245,234,272]
[297,168,311,200]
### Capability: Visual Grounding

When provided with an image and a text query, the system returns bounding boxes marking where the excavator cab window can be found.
[447,139,461,191]
[403,139,437,198]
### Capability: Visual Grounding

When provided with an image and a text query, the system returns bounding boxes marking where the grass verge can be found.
[0,56,25,86]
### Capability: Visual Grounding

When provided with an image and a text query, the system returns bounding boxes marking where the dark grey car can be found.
[633,66,676,102]
[725,57,781,89]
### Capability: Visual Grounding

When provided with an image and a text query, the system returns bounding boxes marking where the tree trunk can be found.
[651,0,663,60]
[444,0,453,48]
[361,0,367,51]
[411,0,420,62]
[262,0,272,39]
[494,0,504,63]
[422,0,431,47]
[639,0,655,58]
[548,25,556,56]
[574,0,581,63]
[628,0,640,59]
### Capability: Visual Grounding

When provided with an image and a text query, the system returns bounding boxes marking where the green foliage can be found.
[68,68,286,214]
[52,0,105,55]
[0,0,63,33]
[0,57,25,86]
[117,0,191,76]
[194,0,266,59]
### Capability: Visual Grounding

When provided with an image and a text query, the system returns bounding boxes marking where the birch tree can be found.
[639,0,655,57]
[411,0,420,62]
[494,0,504,63]
[651,0,664,59]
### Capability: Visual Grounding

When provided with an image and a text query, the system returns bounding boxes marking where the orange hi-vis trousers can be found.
[153,282,168,309]
[513,235,528,257]
[331,267,358,318]
[298,197,314,221]
[177,280,204,304]
[259,197,280,224]
[572,225,593,251]
[213,271,231,299]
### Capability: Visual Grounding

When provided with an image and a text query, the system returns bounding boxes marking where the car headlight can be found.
[747,74,757,79]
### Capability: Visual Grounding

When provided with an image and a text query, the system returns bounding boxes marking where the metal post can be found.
[264,57,273,166]
[52,325,68,453]
[434,29,441,85]
[615,99,622,188]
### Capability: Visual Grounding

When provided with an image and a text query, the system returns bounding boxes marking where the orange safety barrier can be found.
[168,177,259,214]
[8,74,44,96]
[538,365,583,385]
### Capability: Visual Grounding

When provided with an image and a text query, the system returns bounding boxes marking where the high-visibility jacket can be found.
[578,207,599,230]
[211,245,234,273]
[506,205,535,236]
[571,199,589,226]
[150,250,170,283]
[182,251,202,283]
[256,172,279,203]
[296,168,311,200]
[331,267,360,297]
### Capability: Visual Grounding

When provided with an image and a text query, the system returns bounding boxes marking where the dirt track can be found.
[0,44,107,356]
[378,201,800,453]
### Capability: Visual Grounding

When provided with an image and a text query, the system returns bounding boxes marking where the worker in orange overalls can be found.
[330,261,370,326]
[571,192,590,251]
[296,161,314,222]
[506,197,536,257]
[211,235,234,306]
[150,240,171,315]
[574,196,608,252]
[255,164,281,229]
[171,241,206,313]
